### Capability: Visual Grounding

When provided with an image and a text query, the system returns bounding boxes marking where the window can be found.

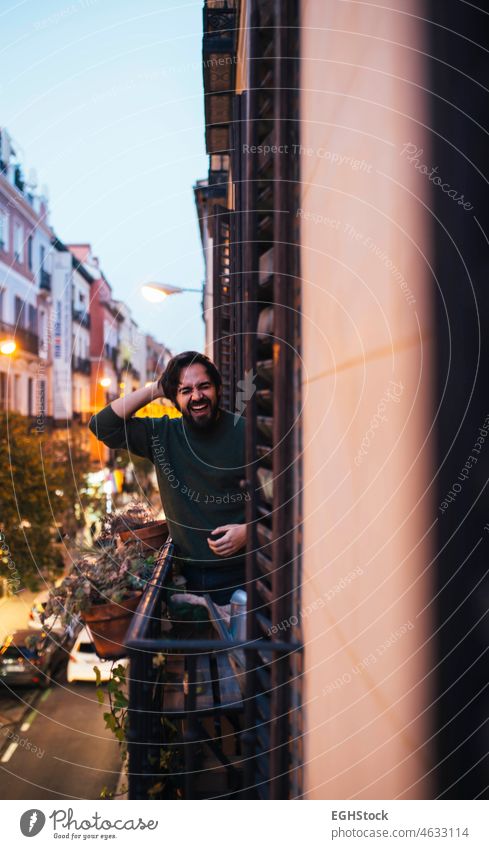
[38,309,46,354]
[27,377,33,417]
[27,235,33,270]
[0,210,8,252]
[28,304,37,334]
[14,296,24,327]
[38,379,46,417]
[0,373,6,411]
[13,374,21,411]
[14,222,23,263]
[77,641,96,654]
[40,244,45,271]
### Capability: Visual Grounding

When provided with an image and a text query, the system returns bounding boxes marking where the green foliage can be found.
[42,539,155,628]
[99,656,185,800]
[0,415,105,589]
[97,662,130,798]
[46,424,105,538]
[0,413,63,588]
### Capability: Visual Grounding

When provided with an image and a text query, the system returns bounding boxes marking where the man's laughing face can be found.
[176,363,220,430]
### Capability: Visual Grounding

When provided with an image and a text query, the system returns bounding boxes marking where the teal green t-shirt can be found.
[89,406,247,572]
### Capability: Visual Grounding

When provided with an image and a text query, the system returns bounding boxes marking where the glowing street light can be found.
[99,377,111,388]
[0,339,16,356]
[141,282,201,303]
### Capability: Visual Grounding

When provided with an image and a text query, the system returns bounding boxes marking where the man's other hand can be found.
[207,524,247,557]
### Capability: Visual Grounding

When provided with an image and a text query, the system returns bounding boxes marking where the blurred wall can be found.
[299,0,435,799]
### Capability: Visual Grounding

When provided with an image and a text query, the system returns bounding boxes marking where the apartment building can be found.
[71,252,92,425]
[0,128,51,420]
[196,0,488,800]
[0,128,173,470]
[113,300,145,394]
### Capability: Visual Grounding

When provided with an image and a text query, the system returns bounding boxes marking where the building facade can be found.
[196,0,488,800]
[145,333,171,385]
[71,254,92,425]
[0,128,52,421]
[113,300,144,394]
[0,126,171,439]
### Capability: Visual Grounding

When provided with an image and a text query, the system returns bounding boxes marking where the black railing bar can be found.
[124,541,173,629]
[125,637,302,654]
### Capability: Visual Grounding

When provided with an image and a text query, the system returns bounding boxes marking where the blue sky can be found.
[1,0,207,352]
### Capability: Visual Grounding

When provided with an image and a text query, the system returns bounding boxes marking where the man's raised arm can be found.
[89,380,164,458]
[110,380,163,419]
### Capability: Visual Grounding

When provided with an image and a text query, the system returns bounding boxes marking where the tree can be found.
[0,413,64,589]
[46,424,105,540]
[0,416,104,590]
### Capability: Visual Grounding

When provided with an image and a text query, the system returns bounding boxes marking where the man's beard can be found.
[181,397,220,431]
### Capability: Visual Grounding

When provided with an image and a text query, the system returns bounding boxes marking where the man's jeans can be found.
[179,557,246,605]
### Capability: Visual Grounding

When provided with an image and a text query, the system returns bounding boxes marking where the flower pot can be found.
[82,592,142,660]
[119,520,168,553]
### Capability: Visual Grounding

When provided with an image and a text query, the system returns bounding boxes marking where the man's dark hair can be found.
[160,351,222,405]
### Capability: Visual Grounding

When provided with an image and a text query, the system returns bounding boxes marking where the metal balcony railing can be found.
[72,355,91,375]
[0,319,39,356]
[103,344,119,367]
[72,308,91,329]
[203,0,236,155]
[121,359,140,381]
[40,269,51,292]
[124,539,301,800]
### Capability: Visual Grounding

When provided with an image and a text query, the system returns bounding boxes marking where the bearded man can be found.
[89,351,247,604]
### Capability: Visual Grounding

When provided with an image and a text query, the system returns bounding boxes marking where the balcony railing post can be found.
[127,653,146,800]
[183,652,198,800]
[128,650,164,800]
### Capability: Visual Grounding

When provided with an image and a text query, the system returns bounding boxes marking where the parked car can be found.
[67,627,128,684]
[0,629,66,688]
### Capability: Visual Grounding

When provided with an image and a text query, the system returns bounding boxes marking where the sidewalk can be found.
[0,590,38,642]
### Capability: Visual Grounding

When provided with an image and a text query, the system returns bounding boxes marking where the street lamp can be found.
[99,377,111,388]
[141,282,201,304]
[0,340,16,356]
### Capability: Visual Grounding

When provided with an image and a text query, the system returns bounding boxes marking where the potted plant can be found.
[100,502,168,553]
[42,538,157,659]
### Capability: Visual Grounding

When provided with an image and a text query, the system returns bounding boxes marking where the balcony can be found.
[72,355,91,375]
[72,308,91,329]
[121,359,140,381]
[40,269,52,292]
[203,2,235,53]
[104,344,119,368]
[0,319,38,356]
[203,1,236,154]
[124,537,298,799]
[72,410,91,425]
[14,165,25,193]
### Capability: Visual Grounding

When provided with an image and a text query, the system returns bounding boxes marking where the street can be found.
[0,677,122,800]
[0,593,123,799]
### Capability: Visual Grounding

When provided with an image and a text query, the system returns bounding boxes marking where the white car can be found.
[28,589,65,634]
[67,627,128,683]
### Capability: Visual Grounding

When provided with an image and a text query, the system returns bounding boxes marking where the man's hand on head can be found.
[152,378,164,399]
[207,524,247,558]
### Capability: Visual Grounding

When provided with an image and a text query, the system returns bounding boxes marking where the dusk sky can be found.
[1,0,207,354]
